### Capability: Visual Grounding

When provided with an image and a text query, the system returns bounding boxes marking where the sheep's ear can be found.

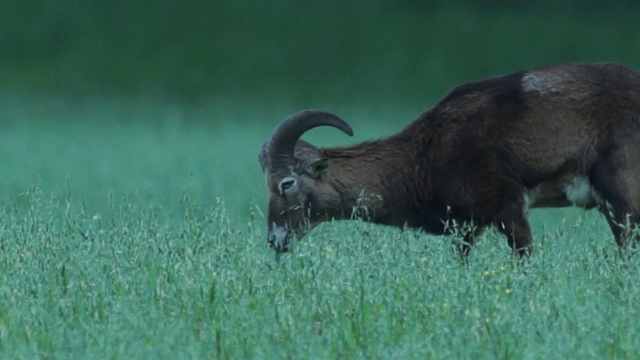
[305,158,328,178]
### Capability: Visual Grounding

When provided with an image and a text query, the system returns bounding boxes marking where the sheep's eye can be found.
[278,179,297,195]
[281,180,294,190]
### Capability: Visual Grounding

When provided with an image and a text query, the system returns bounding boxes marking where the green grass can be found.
[1,98,640,359]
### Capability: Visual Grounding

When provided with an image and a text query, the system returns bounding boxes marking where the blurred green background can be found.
[2,0,639,106]
[1,0,639,221]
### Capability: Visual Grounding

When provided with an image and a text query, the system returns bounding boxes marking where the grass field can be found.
[1,97,640,359]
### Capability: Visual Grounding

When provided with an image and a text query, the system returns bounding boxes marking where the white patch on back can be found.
[521,71,564,94]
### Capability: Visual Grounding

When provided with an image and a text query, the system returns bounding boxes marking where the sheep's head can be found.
[259,110,353,252]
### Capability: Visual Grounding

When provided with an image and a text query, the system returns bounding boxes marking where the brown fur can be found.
[261,62,640,256]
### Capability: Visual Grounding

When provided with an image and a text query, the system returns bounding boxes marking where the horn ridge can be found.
[267,109,353,172]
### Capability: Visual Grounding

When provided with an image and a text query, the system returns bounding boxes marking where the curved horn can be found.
[268,109,353,172]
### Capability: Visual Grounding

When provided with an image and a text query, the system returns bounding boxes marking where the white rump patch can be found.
[564,177,604,207]
[523,192,531,214]
[526,176,604,209]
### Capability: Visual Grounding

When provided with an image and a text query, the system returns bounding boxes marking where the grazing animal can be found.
[258,62,640,256]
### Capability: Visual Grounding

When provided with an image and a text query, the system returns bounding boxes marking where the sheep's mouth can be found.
[267,227,292,253]
[270,237,291,253]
